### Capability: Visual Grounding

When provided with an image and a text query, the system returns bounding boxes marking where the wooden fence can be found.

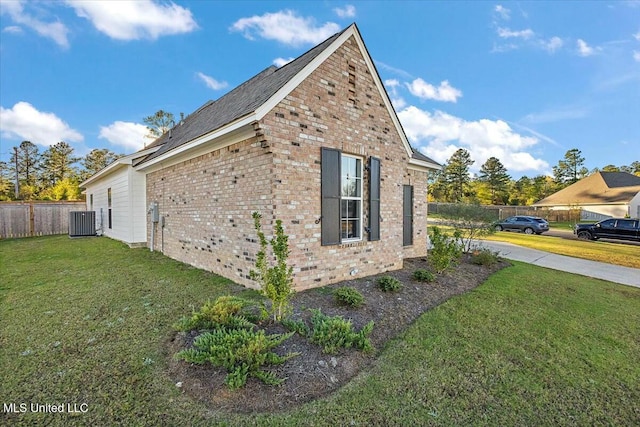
[428,203,583,223]
[0,201,87,239]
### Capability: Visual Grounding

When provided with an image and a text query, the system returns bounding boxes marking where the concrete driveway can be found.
[478,240,640,288]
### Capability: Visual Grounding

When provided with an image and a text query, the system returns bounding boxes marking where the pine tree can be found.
[81,148,122,181]
[478,156,510,205]
[553,148,588,187]
[444,148,474,202]
[143,110,175,140]
[40,142,80,187]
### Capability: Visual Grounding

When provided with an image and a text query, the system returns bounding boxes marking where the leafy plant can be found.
[174,295,257,331]
[175,328,298,389]
[377,275,403,292]
[428,226,463,273]
[413,269,435,283]
[334,286,365,307]
[250,212,294,321]
[470,248,500,266]
[435,203,497,252]
[283,309,374,354]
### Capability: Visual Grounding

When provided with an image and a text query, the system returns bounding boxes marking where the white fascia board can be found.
[408,158,442,172]
[135,120,257,174]
[80,146,159,188]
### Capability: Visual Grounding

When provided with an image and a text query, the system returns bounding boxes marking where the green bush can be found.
[412,269,435,282]
[470,248,500,266]
[334,286,365,307]
[377,275,403,292]
[174,295,257,331]
[428,226,463,273]
[283,309,374,354]
[175,328,298,389]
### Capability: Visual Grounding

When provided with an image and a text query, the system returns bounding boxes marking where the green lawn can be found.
[1,236,639,426]
[480,231,640,269]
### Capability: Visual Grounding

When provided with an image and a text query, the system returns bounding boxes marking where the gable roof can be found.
[533,171,640,206]
[135,23,440,171]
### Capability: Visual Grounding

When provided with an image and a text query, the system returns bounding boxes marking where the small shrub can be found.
[428,226,463,273]
[175,328,298,389]
[283,309,374,354]
[377,275,403,292]
[334,286,365,307]
[470,248,500,266]
[413,269,435,282]
[250,212,294,321]
[174,295,257,332]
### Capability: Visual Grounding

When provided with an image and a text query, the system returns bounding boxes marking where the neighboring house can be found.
[81,147,159,246]
[81,23,441,290]
[533,171,640,220]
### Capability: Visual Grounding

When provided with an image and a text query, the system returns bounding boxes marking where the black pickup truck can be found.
[574,218,640,242]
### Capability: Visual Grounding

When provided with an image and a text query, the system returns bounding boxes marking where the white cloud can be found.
[0,102,83,147]
[230,10,340,47]
[577,39,596,56]
[634,31,640,41]
[98,121,148,152]
[0,1,69,48]
[375,60,413,79]
[497,27,534,39]
[195,72,228,90]
[634,51,640,62]
[398,106,548,173]
[333,5,356,18]
[384,79,406,109]
[3,25,23,34]
[406,78,462,103]
[68,0,198,41]
[494,5,511,20]
[542,36,563,53]
[273,57,295,67]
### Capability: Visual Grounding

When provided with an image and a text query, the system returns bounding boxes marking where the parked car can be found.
[574,218,640,242]
[493,216,549,235]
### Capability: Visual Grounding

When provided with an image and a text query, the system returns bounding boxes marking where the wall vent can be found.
[69,211,96,237]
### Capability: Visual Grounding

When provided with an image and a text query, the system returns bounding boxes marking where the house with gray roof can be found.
[533,171,640,220]
[81,23,441,290]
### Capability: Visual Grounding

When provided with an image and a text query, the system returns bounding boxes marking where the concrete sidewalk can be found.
[478,241,640,288]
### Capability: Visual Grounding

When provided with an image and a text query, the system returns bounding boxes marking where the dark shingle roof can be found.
[139,27,348,165]
[136,23,439,170]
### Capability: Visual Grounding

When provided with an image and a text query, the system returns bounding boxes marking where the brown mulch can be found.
[166,255,509,414]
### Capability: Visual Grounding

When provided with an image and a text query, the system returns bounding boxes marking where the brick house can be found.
[82,23,441,290]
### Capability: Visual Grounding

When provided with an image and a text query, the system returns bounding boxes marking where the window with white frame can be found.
[340,155,362,241]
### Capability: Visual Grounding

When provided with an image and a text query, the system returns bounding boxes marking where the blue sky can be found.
[1,1,639,179]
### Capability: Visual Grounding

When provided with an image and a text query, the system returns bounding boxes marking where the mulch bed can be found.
[166,255,509,414]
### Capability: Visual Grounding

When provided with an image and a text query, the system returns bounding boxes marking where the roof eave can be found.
[80,146,160,188]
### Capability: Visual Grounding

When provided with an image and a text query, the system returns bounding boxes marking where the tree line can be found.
[0,110,175,201]
[429,148,640,205]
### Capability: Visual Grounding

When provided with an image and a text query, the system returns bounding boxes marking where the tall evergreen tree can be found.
[143,110,175,140]
[478,156,510,204]
[444,148,474,202]
[553,148,588,186]
[40,142,80,187]
[80,148,122,181]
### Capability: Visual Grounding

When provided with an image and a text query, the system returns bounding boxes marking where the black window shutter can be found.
[368,157,381,241]
[321,148,341,246]
[403,185,413,246]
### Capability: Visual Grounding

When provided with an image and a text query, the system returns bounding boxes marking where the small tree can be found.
[250,212,294,321]
[437,203,497,252]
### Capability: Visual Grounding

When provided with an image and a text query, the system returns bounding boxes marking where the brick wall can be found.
[146,35,428,290]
